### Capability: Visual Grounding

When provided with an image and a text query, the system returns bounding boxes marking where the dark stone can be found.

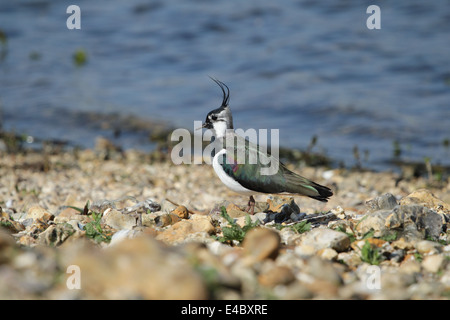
[384,249,405,263]
[366,193,398,211]
[391,205,444,240]
[263,197,301,224]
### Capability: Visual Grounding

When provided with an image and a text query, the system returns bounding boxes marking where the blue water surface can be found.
[0,0,449,171]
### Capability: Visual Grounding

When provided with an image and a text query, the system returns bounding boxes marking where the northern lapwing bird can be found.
[201,78,333,214]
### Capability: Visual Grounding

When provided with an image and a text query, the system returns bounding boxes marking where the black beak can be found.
[201,122,213,129]
[196,122,211,130]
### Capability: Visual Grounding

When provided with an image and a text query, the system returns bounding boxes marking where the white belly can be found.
[212,149,255,196]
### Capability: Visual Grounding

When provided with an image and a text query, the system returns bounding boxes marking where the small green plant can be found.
[66,200,111,244]
[380,231,398,242]
[214,206,259,244]
[336,225,356,243]
[362,229,375,240]
[29,51,41,61]
[414,252,423,262]
[73,48,87,66]
[0,29,7,45]
[360,240,382,265]
[272,220,311,235]
[443,138,449,148]
[0,28,7,61]
[0,220,13,229]
[289,220,311,234]
[353,145,361,169]
[84,210,111,244]
[425,234,448,246]
[393,140,402,158]
[67,200,90,215]
[196,265,221,296]
[306,135,318,153]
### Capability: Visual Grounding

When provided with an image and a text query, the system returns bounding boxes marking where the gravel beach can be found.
[0,140,449,300]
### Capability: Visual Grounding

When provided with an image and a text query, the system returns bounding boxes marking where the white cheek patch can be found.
[212,121,228,139]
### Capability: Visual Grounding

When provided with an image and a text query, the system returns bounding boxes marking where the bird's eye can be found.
[211,115,217,121]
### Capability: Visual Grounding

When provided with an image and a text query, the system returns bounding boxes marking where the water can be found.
[1,0,449,171]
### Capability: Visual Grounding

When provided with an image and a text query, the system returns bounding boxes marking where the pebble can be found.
[415,240,442,255]
[242,227,281,264]
[102,209,138,230]
[422,255,445,273]
[300,228,350,252]
[267,196,299,213]
[108,229,142,246]
[61,235,208,299]
[355,209,391,237]
[391,237,415,250]
[400,189,450,212]
[317,248,338,261]
[254,212,269,223]
[336,251,362,267]
[386,205,443,240]
[27,205,54,222]
[190,214,215,234]
[225,203,248,218]
[37,223,74,246]
[54,208,83,223]
[234,214,260,228]
[155,215,215,244]
[0,229,15,264]
[399,260,421,275]
[17,234,37,247]
[294,244,316,257]
[172,205,189,219]
[330,206,346,220]
[302,255,343,286]
[365,193,398,211]
[159,199,177,213]
[258,265,296,287]
[154,213,181,227]
[264,196,303,223]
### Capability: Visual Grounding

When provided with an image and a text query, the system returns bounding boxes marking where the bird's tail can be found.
[284,171,333,202]
[306,181,333,202]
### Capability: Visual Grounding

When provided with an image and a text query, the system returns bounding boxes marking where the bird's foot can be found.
[245,195,256,215]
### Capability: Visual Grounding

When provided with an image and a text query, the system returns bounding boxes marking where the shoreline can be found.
[0,136,449,299]
[2,125,450,179]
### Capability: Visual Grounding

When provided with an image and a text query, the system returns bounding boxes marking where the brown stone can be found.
[155,216,215,244]
[422,255,445,273]
[27,205,54,222]
[366,237,386,248]
[0,218,24,233]
[38,224,75,246]
[60,235,208,299]
[54,207,82,223]
[391,237,415,250]
[172,205,189,219]
[155,213,181,227]
[400,189,450,213]
[102,209,138,230]
[190,215,215,234]
[242,227,281,263]
[258,265,296,287]
[267,196,297,212]
[17,235,37,247]
[226,203,248,218]
[301,228,350,253]
[0,229,16,263]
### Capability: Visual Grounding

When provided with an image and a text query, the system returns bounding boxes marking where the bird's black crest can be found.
[209,77,230,108]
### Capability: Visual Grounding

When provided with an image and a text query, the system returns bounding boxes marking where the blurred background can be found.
[0,0,449,171]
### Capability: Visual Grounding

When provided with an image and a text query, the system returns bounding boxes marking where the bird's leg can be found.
[245,195,256,215]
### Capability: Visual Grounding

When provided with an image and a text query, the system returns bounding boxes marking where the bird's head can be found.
[202,78,233,137]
